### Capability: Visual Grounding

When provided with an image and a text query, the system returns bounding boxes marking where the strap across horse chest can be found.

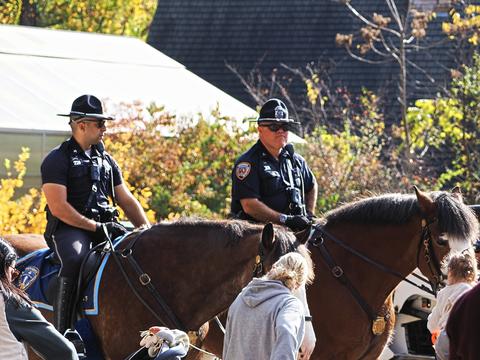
[109,231,186,331]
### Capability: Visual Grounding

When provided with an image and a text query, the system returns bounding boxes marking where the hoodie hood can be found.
[241,278,291,308]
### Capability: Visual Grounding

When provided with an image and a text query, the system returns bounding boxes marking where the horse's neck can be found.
[178,232,261,329]
[328,220,420,310]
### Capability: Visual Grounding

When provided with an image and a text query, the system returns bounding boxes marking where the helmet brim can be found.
[57,111,115,120]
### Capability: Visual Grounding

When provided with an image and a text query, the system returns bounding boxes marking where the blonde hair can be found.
[442,251,478,283]
[266,252,308,291]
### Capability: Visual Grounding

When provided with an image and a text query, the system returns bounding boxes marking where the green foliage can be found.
[299,90,405,212]
[1,0,157,40]
[406,53,480,201]
[106,104,251,220]
[0,148,46,234]
[0,0,21,24]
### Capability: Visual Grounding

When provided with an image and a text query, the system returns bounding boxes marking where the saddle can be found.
[16,241,119,360]
[16,242,109,316]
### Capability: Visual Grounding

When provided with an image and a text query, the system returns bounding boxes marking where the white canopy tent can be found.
[0,25,303,189]
[0,25,258,132]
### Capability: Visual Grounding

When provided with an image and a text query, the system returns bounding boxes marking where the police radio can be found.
[283,144,307,217]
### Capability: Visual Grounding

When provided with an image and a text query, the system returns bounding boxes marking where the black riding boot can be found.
[53,276,75,334]
[54,277,87,359]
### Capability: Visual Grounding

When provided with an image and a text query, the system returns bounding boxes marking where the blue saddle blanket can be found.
[16,248,110,315]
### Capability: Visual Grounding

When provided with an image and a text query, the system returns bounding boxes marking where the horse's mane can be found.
[151,217,295,247]
[325,192,479,243]
[146,217,312,279]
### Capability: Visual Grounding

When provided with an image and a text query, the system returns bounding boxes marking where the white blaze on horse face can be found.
[293,285,316,360]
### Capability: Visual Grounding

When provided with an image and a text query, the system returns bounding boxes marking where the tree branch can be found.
[370,41,391,57]
[345,46,393,64]
[385,0,403,32]
[345,1,401,37]
[405,57,436,83]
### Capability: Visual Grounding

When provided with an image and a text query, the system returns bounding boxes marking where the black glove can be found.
[285,215,311,232]
[95,222,128,242]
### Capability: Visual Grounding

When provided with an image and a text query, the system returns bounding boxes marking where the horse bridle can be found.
[416,216,444,294]
[308,215,443,331]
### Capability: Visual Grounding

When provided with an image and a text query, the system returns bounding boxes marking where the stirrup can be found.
[64,328,87,359]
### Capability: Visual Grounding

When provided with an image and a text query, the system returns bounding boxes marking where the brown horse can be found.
[200,188,479,359]
[11,219,310,360]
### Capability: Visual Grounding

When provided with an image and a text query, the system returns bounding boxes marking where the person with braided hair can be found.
[0,237,77,359]
[223,252,313,360]
[428,251,477,360]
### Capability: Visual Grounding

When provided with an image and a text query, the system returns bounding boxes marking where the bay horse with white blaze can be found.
[200,187,479,359]
[11,219,311,360]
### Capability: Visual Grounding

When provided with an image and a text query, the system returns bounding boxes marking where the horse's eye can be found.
[437,236,448,247]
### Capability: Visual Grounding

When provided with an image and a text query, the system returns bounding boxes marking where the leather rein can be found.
[307,217,443,327]
[105,230,186,330]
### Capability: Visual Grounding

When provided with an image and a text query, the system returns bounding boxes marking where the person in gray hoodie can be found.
[223,252,311,360]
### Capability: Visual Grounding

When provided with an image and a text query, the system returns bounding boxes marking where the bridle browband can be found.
[307,215,443,331]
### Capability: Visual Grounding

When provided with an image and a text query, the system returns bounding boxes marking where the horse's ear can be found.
[451,186,463,202]
[261,223,275,250]
[414,185,436,216]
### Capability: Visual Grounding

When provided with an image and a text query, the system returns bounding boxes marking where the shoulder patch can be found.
[235,162,251,180]
[18,266,39,291]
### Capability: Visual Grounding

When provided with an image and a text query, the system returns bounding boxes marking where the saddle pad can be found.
[16,244,118,316]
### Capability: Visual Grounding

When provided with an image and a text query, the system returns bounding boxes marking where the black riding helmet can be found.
[0,238,17,279]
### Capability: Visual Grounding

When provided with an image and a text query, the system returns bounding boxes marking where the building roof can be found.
[147,0,465,112]
[0,24,257,133]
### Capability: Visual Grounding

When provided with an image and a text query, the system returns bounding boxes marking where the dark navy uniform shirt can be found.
[231,140,315,220]
[41,137,122,216]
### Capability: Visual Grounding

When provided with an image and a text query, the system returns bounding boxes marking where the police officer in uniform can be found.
[41,95,150,338]
[231,98,317,231]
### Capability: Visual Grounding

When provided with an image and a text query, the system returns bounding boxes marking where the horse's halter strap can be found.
[416,217,443,294]
[107,231,186,331]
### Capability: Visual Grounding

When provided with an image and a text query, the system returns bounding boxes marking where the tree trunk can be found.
[19,0,38,26]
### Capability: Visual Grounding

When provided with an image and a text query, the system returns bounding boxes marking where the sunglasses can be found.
[259,123,295,132]
[80,119,106,128]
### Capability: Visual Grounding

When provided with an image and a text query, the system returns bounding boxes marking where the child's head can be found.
[442,251,478,284]
[266,252,309,291]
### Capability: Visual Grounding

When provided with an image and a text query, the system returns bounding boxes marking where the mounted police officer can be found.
[41,95,151,339]
[231,98,318,231]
